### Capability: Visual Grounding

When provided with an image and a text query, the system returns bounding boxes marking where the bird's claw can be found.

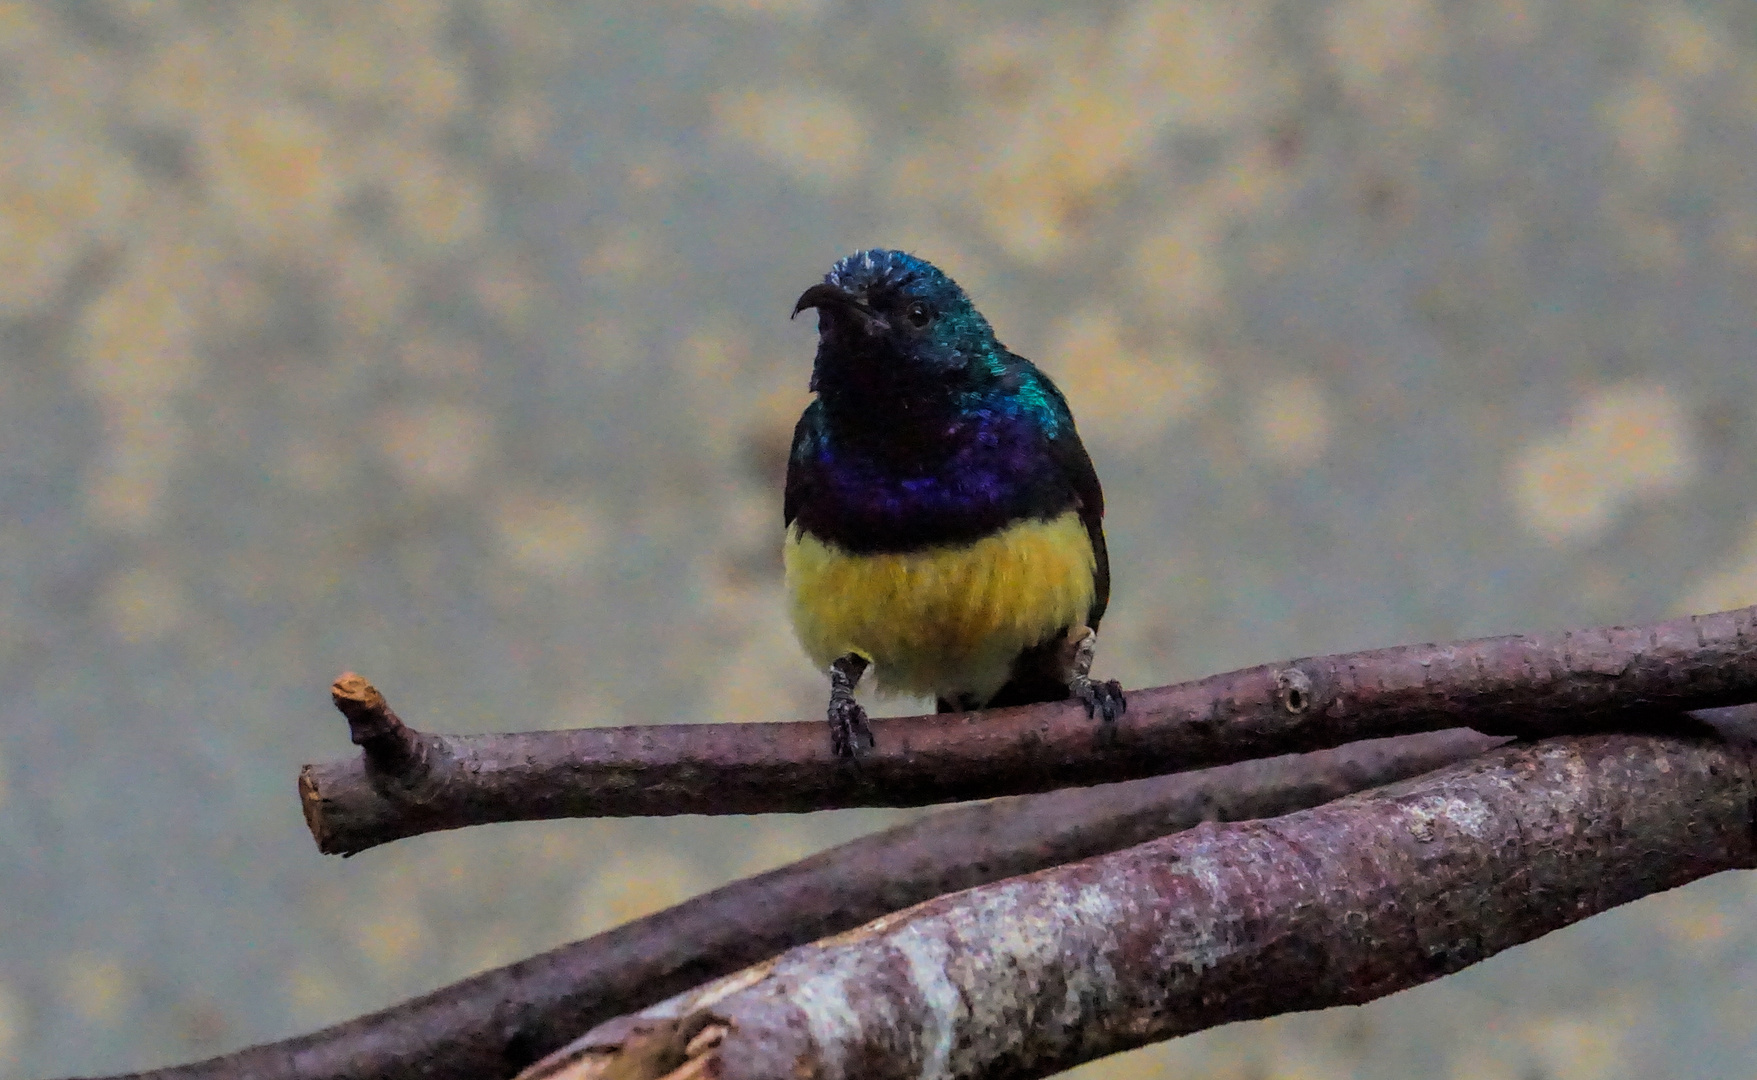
[1071,675,1126,724]
[1063,627,1124,723]
[828,694,875,759]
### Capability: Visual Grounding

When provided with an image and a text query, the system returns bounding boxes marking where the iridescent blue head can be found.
[792,249,1003,399]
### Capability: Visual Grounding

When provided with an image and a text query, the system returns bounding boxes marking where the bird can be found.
[782,248,1124,757]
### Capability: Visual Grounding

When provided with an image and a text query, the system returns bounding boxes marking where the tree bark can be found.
[301,606,1757,854]
[65,731,1496,1080]
[517,733,1757,1080]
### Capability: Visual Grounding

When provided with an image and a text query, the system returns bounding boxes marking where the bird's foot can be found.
[826,653,874,759]
[1065,627,1126,723]
[827,693,875,759]
[1069,674,1127,723]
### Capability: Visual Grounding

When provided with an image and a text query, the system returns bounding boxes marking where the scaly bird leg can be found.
[826,653,874,759]
[1064,626,1126,723]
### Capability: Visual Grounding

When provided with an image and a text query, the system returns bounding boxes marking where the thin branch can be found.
[517,732,1757,1080]
[301,606,1757,853]
[66,730,1500,1080]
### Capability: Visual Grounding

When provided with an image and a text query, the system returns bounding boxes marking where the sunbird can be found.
[784,249,1124,757]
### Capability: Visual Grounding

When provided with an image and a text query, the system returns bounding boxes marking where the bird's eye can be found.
[904,300,932,328]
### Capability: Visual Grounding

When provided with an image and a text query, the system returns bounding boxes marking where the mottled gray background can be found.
[3,0,1757,1076]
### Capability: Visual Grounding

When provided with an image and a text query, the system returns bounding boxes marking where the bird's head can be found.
[792,249,1000,398]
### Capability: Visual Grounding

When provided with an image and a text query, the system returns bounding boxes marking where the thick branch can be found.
[67,731,1498,1080]
[518,733,1757,1080]
[302,606,1757,853]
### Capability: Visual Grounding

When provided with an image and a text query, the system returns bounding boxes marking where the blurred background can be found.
[2,0,1756,1076]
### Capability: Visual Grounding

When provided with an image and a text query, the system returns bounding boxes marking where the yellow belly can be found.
[783,510,1096,702]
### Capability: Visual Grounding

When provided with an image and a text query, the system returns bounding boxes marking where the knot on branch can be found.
[1274,668,1314,715]
[331,672,425,774]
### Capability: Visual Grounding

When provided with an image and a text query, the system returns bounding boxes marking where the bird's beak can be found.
[792,283,887,332]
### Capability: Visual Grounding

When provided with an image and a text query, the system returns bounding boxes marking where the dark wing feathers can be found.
[781,402,820,529]
[1024,357,1109,630]
[1045,425,1110,629]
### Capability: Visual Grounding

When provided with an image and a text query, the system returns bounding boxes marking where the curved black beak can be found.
[792,283,885,329]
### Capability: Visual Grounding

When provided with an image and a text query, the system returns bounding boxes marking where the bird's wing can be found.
[1007,356,1111,628]
[782,400,822,528]
[1046,424,1111,629]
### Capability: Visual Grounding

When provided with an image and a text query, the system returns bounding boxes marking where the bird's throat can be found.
[814,356,968,463]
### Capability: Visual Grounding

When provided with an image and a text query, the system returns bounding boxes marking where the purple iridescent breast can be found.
[790,409,1076,554]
